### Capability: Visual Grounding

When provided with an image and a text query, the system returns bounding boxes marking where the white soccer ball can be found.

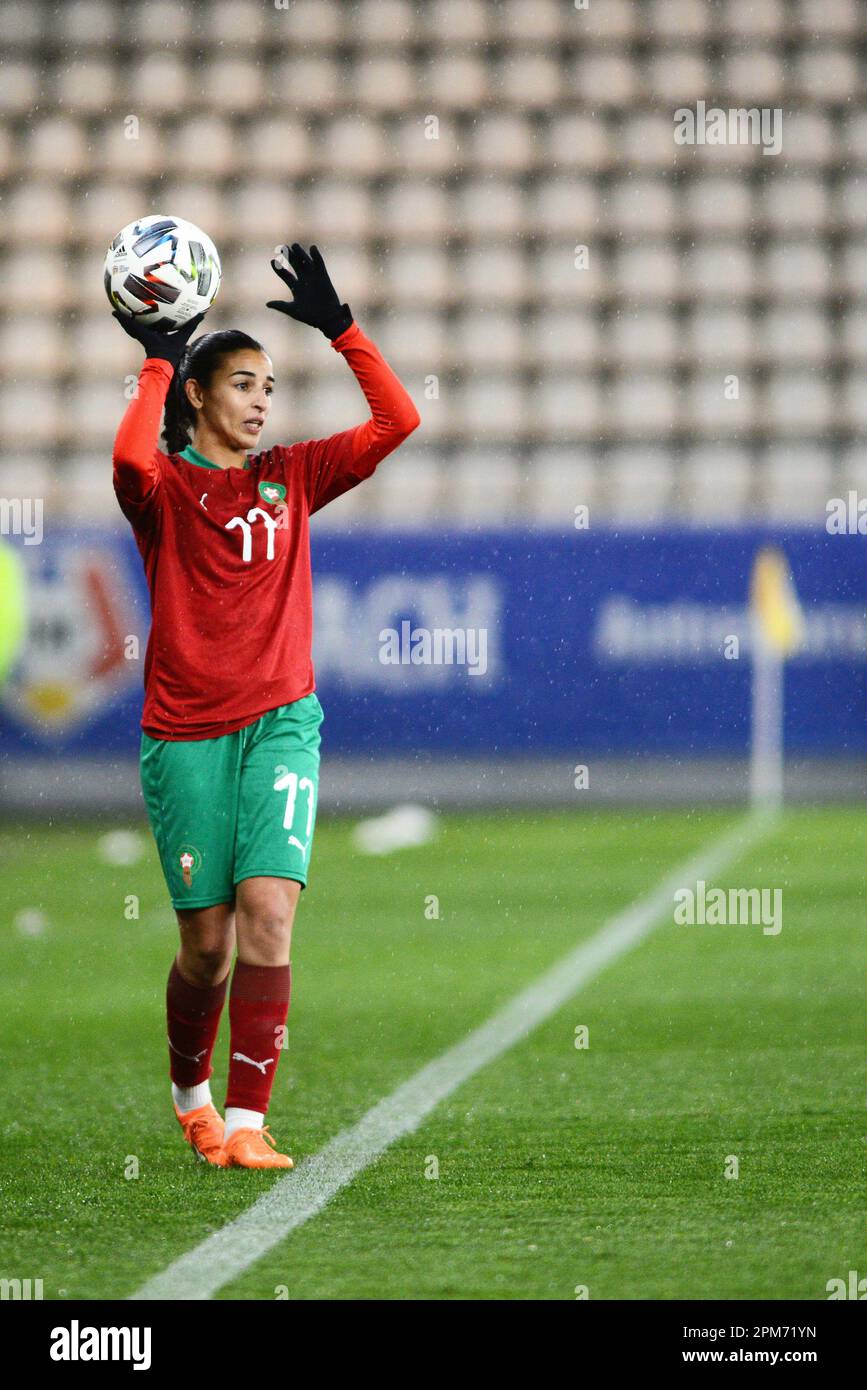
[104,214,222,330]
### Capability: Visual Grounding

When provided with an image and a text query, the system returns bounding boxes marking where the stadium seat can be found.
[202,59,265,113]
[682,447,753,523]
[533,375,602,440]
[385,246,453,307]
[546,114,613,172]
[612,311,680,366]
[496,0,564,42]
[66,455,120,522]
[321,117,388,175]
[355,0,418,45]
[367,447,446,527]
[842,309,867,361]
[0,126,16,180]
[271,56,343,112]
[55,60,116,114]
[646,52,710,104]
[452,311,524,370]
[689,373,756,434]
[458,247,526,307]
[616,244,683,301]
[210,0,268,47]
[763,177,830,233]
[686,177,755,232]
[764,372,835,434]
[5,183,70,244]
[526,311,600,368]
[609,178,676,236]
[525,449,603,527]
[620,113,679,170]
[580,0,637,42]
[57,1,119,45]
[226,182,301,246]
[172,118,237,177]
[685,243,755,300]
[0,383,62,446]
[607,447,676,523]
[127,54,191,114]
[571,52,638,108]
[537,178,600,236]
[382,180,450,242]
[649,0,711,38]
[721,51,785,102]
[459,376,527,441]
[25,119,90,180]
[374,311,447,371]
[0,1,42,45]
[494,53,562,109]
[0,251,68,311]
[722,0,785,38]
[794,0,860,36]
[797,47,859,101]
[471,114,536,172]
[610,376,680,438]
[279,0,342,47]
[241,119,314,178]
[764,243,832,299]
[354,57,416,112]
[760,446,834,521]
[157,185,228,242]
[841,373,867,431]
[450,451,524,526]
[0,61,39,114]
[0,316,65,378]
[422,0,489,45]
[687,309,754,364]
[773,112,834,170]
[759,310,831,365]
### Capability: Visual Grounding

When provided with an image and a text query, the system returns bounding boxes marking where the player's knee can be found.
[181,940,233,985]
[245,913,292,955]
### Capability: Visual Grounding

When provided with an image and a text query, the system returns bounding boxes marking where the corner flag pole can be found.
[749,547,805,811]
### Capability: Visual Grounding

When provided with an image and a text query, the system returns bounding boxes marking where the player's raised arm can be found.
[267,243,420,514]
[111,311,204,522]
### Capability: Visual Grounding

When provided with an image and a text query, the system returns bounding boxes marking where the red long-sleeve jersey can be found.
[113,319,420,740]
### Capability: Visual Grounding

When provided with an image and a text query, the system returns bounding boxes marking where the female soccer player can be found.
[112,243,420,1169]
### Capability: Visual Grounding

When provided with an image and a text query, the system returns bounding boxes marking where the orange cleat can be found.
[174,1101,228,1167]
[223,1125,294,1170]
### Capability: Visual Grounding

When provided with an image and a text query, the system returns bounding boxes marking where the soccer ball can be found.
[104,215,221,330]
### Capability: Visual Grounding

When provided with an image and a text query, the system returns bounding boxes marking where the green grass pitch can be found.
[0,807,862,1301]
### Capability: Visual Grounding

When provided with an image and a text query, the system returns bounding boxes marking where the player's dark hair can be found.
[162,329,266,454]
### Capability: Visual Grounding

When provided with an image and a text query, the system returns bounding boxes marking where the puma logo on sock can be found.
[232,1052,275,1074]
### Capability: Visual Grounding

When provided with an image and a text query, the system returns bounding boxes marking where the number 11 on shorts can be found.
[273,766,316,862]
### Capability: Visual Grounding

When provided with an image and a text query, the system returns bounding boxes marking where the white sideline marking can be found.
[130,811,774,1301]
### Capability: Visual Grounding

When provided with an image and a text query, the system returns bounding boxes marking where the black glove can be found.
[267,243,353,340]
[112,310,205,367]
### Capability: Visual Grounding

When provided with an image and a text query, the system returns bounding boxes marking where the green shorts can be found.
[140,693,324,910]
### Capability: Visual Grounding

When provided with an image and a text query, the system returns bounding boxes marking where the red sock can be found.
[225,962,291,1114]
[166,960,228,1088]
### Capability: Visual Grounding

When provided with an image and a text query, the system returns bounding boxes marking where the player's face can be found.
[192,350,275,451]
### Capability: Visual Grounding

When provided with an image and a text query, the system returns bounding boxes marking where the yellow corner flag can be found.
[750,546,805,657]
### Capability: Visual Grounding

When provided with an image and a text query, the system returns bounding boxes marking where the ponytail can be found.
[161,329,266,455]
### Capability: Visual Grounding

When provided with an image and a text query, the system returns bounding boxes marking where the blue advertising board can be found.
[0,527,863,758]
